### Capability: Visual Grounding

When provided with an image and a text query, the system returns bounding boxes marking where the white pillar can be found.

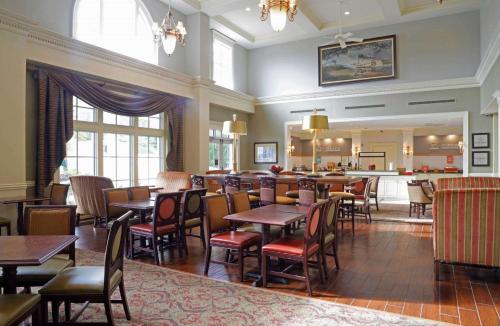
[351,131,362,168]
[402,129,414,172]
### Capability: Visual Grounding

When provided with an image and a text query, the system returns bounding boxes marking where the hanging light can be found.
[259,0,298,32]
[152,0,187,56]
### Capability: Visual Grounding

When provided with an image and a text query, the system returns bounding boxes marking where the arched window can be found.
[74,0,157,64]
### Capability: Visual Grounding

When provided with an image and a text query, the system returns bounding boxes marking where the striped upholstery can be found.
[432,189,500,268]
[437,177,500,190]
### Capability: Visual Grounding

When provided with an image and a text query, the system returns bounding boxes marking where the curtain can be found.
[34,65,186,194]
[36,70,73,195]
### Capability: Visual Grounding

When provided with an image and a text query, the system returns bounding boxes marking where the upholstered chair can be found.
[262,201,327,296]
[320,198,341,279]
[129,192,183,264]
[202,194,261,282]
[329,189,355,236]
[298,178,318,206]
[49,183,70,205]
[407,182,433,218]
[368,176,380,211]
[155,171,192,193]
[39,212,132,324]
[102,188,131,227]
[353,178,373,223]
[259,177,296,206]
[128,186,151,201]
[281,171,305,199]
[69,176,114,226]
[205,170,229,194]
[181,188,208,251]
[223,175,260,206]
[0,205,77,294]
[0,294,41,326]
[191,175,218,196]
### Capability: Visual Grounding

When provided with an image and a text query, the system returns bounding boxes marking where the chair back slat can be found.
[224,176,241,194]
[104,211,132,293]
[182,189,207,221]
[152,192,182,231]
[303,201,327,249]
[202,194,230,233]
[129,186,150,201]
[298,178,317,206]
[103,188,130,220]
[350,177,368,196]
[191,175,205,189]
[49,183,70,205]
[322,198,340,243]
[260,177,277,205]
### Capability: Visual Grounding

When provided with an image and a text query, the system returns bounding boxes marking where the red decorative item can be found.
[368,164,376,171]
[269,165,283,175]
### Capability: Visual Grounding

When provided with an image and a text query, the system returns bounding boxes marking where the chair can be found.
[0,294,41,326]
[329,189,356,236]
[102,188,131,227]
[262,201,326,296]
[298,178,318,206]
[281,171,305,199]
[0,217,11,236]
[368,176,380,211]
[128,186,151,201]
[191,175,217,196]
[70,176,114,226]
[156,171,192,193]
[49,183,70,205]
[0,205,77,292]
[181,188,208,251]
[223,176,260,206]
[202,194,261,282]
[353,178,373,223]
[206,170,229,194]
[39,212,132,324]
[259,177,296,206]
[407,182,433,218]
[129,192,183,264]
[320,198,341,279]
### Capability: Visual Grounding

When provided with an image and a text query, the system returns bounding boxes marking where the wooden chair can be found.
[102,188,132,227]
[262,201,327,296]
[298,178,319,206]
[0,217,11,236]
[205,170,229,194]
[259,177,296,206]
[191,175,217,196]
[368,176,380,211]
[128,186,151,201]
[181,188,208,252]
[329,190,355,236]
[0,205,77,294]
[129,192,183,264]
[49,183,70,205]
[281,171,305,199]
[320,198,340,279]
[0,294,41,326]
[70,176,114,227]
[223,175,260,206]
[202,194,261,282]
[39,212,132,324]
[407,181,433,218]
[353,178,373,223]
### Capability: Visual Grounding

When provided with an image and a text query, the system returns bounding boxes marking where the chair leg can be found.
[200,223,206,250]
[317,252,324,284]
[32,303,42,326]
[129,232,135,258]
[52,301,60,323]
[159,235,165,264]
[177,231,183,257]
[303,257,312,296]
[41,300,49,324]
[204,246,212,275]
[152,237,159,265]
[321,245,328,281]
[262,253,268,288]
[333,243,340,270]
[7,223,11,236]
[119,280,131,320]
[409,203,412,217]
[434,261,440,281]
[238,249,244,282]
[375,197,379,211]
[103,298,114,326]
[64,300,71,321]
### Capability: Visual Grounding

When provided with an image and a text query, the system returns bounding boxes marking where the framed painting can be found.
[472,151,490,167]
[318,35,397,86]
[254,142,278,164]
[472,133,489,149]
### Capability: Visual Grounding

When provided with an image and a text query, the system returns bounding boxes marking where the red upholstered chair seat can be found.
[129,222,176,235]
[210,231,261,248]
[262,237,319,256]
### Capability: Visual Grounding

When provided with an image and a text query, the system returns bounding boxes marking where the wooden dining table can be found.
[0,196,50,234]
[110,200,155,223]
[0,235,78,294]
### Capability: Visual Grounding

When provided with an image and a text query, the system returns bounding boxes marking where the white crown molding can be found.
[475,19,500,85]
[256,77,479,106]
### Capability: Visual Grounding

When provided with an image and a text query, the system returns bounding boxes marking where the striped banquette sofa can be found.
[437,177,500,190]
[433,180,500,279]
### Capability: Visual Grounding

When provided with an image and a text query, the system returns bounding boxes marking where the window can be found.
[208,127,233,170]
[74,0,157,64]
[212,33,234,90]
[138,136,161,185]
[59,97,165,188]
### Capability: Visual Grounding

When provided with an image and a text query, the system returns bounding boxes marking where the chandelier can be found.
[152,0,187,56]
[259,0,298,32]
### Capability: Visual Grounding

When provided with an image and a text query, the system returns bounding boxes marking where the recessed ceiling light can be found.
[344,11,351,15]
[245,7,251,11]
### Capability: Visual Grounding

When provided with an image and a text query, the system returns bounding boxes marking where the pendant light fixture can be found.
[259,0,298,32]
[152,0,187,56]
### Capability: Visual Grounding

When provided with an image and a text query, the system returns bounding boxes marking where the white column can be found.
[351,131,362,168]
[402,129,414,172]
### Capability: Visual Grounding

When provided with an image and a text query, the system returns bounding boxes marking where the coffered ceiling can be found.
[164,0,479,49]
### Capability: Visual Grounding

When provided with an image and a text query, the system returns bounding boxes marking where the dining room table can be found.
[224,204,308,286]
[110,200,155,223]
[0,235,78,294]
[0,195,50,234]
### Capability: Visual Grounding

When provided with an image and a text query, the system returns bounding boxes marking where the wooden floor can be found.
[76,221,500,325]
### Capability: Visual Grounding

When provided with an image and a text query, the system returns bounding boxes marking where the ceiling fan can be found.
[324,0,363,49]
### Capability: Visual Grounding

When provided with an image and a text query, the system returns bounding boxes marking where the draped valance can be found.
[33,63,186,195]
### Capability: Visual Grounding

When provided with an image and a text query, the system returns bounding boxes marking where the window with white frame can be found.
[212,32,234,90]
[208,124,233,170]
[74,0,157,64]
[60,97,165,188]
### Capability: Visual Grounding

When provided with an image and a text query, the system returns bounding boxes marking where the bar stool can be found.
[0,217,11,236]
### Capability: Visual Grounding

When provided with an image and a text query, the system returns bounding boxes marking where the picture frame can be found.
[318,35,397,86]
[254,142,278,164]
[472,133,490,149]
[472,151,490,167]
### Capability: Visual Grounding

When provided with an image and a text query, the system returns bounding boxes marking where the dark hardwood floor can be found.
[76,221,500,325]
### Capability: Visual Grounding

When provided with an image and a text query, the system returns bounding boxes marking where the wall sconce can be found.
[352,146,360,157]
[287,143,295,157]
[403,145,413,157]
[458,141,464,154]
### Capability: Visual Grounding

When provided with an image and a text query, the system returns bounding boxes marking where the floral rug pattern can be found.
[62,249,446,325]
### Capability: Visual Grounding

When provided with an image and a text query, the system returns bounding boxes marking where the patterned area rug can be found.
[67,249,445,325]
[371,202,433,224]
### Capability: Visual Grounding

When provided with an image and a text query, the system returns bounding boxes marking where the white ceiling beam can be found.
[201,0,255,16]
[161,0,201,15]
[211,16,255,43]
[294,3,321,33]
[375,0,403,20]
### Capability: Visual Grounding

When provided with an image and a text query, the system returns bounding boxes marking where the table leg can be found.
[16,202,23,234]
[2,266,18,294]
